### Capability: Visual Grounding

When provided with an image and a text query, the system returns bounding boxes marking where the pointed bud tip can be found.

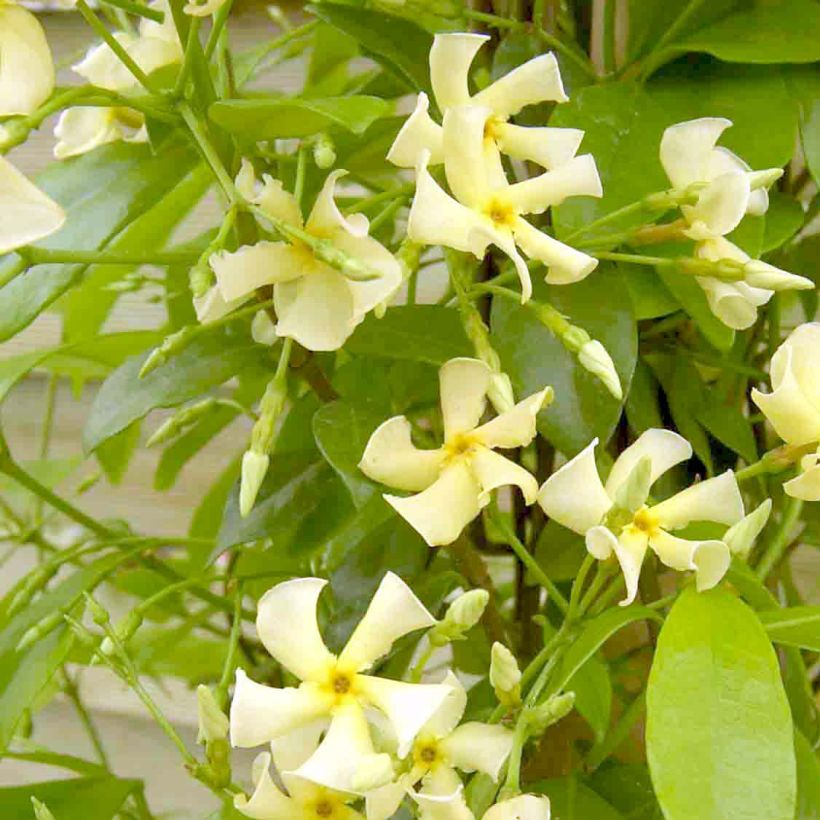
[239,450,270,517]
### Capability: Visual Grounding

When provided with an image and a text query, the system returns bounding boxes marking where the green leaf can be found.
[794,730,820,819]
[188,453,242,553]
[3,749,107,778]
[346,305,471,365]
[0,141,198,342]
[647,587,796,820]
[96,420,142,485]
[695,403,758,463]
[788,65,820,187]
[0,350,52,405]
[623,264,679,320]
[308,2,434,94]
[531,777,624,819]
[568,654,612,744]
[0,776,140,820]
[209,95,392,140]
[83,330,261,452]
[761,192,805,254]
[535,519,587,582]
[625,359,664,435]
[758,606,820,652]
[589,764,665,820]
[492,266,637,456]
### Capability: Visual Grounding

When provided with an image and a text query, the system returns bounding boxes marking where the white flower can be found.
[484,795,551,820]
[388,32,580,172]
[211,169,401,351]
[537,429,744,605]
[407,105,601,302]
[230,572,451,794]
[184,0,227,15]
[359,358,551,546]
[659,118,810,330]
[0,1,54,116]
[367,672,513,820]
[752,323,820,501]
[54,107,148,160]
[0,156,65,254]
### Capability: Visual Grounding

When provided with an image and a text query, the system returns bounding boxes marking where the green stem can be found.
[409,641,436,684]
[735,442,817,483]
[639,0,708,79]
[294,143,308,211]
[585,689,646,769]
[566,554,595,621]
[204,0,236,59]
[578,562,615,616]
[593,251,673,267]
[62,669,111,768]
[217,581,244,707]
[564,199,651,242]
[99,0,164,22]
[755,496,804,580]
[0,256,30,288]
[19,248,199,267]
[174,16,203,98]
[180,104,238,203]
[239,20,318,80]
[345,184,413,215]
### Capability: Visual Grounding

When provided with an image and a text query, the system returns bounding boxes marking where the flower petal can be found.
[366,779,411,820]
[387,93,444,168]
[471,446,539,505]
[229,670,329,748]
[193,285,250,324]
[784,450,820,501]
[408,151,489,256]
[274,266,357,351]
[184,0,227,16]
[684,171,750,238]
[773,323,820,408]
[470,223,533,302]
[473,387,551,449]
[506,154,602,215]
[73,33,141,91]
[0,156,66,254]
[423,671,467,737]
[441,722,513,781]
[53,107,124,160]
[359,416,446,492]
[386,461,484,547]
[0,6,54,116]
[440,358,492,439]
[537,439,612,535]
[256,577,334,681]
[513,218,598,285]
[357,676,451,757]
[255,175,303,227]
[649,530,730,591]
[605,429,692,499]
[307,169,369,238]
[473,52,567,117]
[270,719,328,774]
[339,571,437,671]
[696,276,769,330]
[212,242,303,302]
[585,525,617,560]
[234,752,295,820]
[128,30,182,76]
[414,766,471,820]
[484,794,551,820]
[651,470,744,530]
[659,117,732,189]
[429,32,488,110]
[493,124,583,170]
[613,528,649,607]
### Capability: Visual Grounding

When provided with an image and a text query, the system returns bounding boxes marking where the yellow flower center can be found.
[483,197,517,228]
[483,115,504,142]
[318,663,359,706]
[444,432,478,462]
[314,799,335,818]
[630,506,661,537]
[413,737,443,771]
[113,107,145,130]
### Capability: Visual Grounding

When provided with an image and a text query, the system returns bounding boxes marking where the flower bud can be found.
[527,691,575,736]
[140,326,199,378]
[488,372,516,414]
[743,260,813,291]
[251,309,277,346]
[100,609,144,657]
[430,589,489,647]
[147,398,217,447]
[490,642,521,707]
[613,456,652,514]
[559,325,590,354]
[723,499,772,559]
[351,753,395,792]
[197,684,230,744]
[578,340,622,400]
[484,793,551,820]
[31,798,56,820]
[312,133,336,170]
[84,593,110,626]
[240,450,270,518]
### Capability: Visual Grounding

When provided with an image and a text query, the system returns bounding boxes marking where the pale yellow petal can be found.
[234,752,295,820]
[387,93,444,168]
[439,358,492,439]
[613,529,649,607]
[506,154,602,215]
[473,387,551,450]
[255,175,303,227]
[649,530,730,592]
[193,285,250,324]
[470,446,539,505]
[683,171,750,239]
[211,242,303,302]
[784,450,820,501]
[0,6,55,116]
[184,0,227,16]
[441,722,513,780]
[366,780,409,820]
[604,429,692,499]
[307,169,369,238]
[659,117,732,189]
[423,671,467,737]
[429,32,488,110]
[473,52,567,117]
[513,218,598,285]
[270,720,328,774]
[73,34,141,92]
[414,766,471,820]
[484,794,551,820]
[128,31,182,76]
[585,525,617,560]
[493,124,584,170]
[53,107,124,160]
[651,470,744,530]
[696,275,770,330]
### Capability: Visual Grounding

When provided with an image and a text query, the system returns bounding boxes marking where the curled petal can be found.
[474,387,552,450]
[193,286,249,324]
[73,34,141,91]
[493,124,583,170]
[255,175,303,227]
[784,449,820,501]
[256,577,334,681]
[605,428,692,500]
[696,276,770,330]
[652,470,744,530]
[484,794,551,820]
[234,752,294,820]
[613,528,649,607]
[53,107,124,160]
[0,156,66,254]
[513,217,598,285]
[439,358,492,440]
[585,525,618,560]
[212,242,303,302]
[429,32,488,110]
[537,439,612,535]
[339,571,437,672]
[649,530,730,591]
[473,52,567,117]
[723,499,772,560]
[660,117,732,189]
[0,6,54,116]
[423,671,467,737]
[774,323,820,407]
[414,766,471,820]
[471,446,539,505]
[357,676,451,757]
[707,147,772,216]
[271,720,328,774]
[388,93,444,168]
[366,779,411,820]
[386,461,483,547]
[359,416,446,492]
[229,671,329,748]
[139,0,182,42]
[441,722,513,780]
[307,169,369,238]
[506,155,602,215]
[470,223,533,302]
[684,171,750,238]
[128,31,182,75]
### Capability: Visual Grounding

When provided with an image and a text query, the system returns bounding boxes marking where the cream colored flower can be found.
[230,573,450,794]
[407,106,601,302]
[660,118,811,330]
[184,0,227,15]
[0,156,65,254]
[388,32,580,173]
[752,323,820,501]
[359,358,551,546]
[210,168,401,351]
[0,1,54,116]
[53,107,148,160]
[538,429,744,605]
[367,672,513,820]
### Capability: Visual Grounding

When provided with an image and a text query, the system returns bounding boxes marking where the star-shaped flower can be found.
[414,779,551,820]
[230,572,451,794]
[538,429,744,605]
[359,358,551,547]
[407,105,601,302]
[208,168,401,351]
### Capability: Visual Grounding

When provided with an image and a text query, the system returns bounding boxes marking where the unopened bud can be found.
[312,133,336,169]
[723,499,771,559]
[251,310,277,346]
[430,589,490,647]
[561,325,591,354]
[189,260,216,298]
[352,753,394,792]
[84,593,110,626]
[0,119,30,152]
[140,326,198,378]
[578,340,622,400]
[748,168,783,191]
[490,642,521,707]
[527,692,575,736]
[197,684,230,744]
[743,260,813,291]
[240,450,269,517]
[147,398,217,447]
[488,372,515,414]
[100,609,144,657]
[31,797,56,820]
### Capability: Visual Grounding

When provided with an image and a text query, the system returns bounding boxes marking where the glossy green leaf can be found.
[695,403,758,463]
[589,764,665,820]
[83,330,261,452]
[788,65,820,187]
[209,95,392,140]
[492,266,637,456]
[758,606,820,652]
[568,654,612,744]
[623,264,679,320]
[96,420,142,485]
[761,192,805,253]
[535,520,587,582]
[0,776,140,820]
[625,359,664,435]
[647,587,796,820]
[794,730,820,819]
